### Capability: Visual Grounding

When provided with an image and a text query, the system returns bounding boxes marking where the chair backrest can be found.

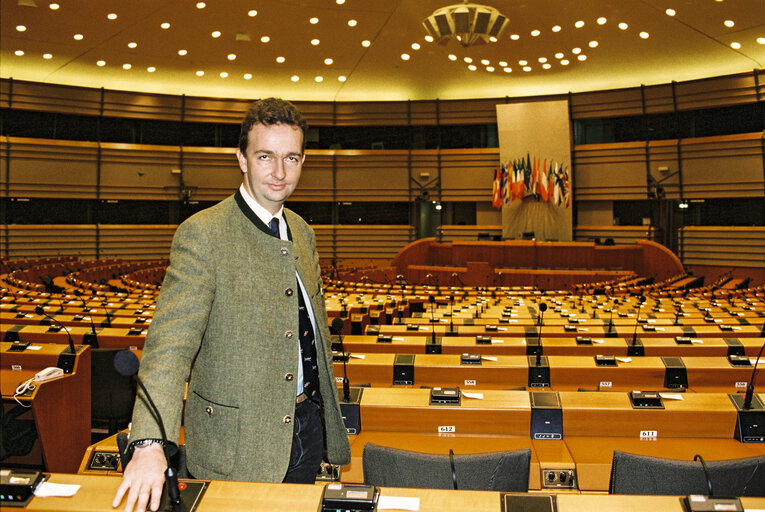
[362,443,530,492]
[91,348,137,432]
[609,450,765,497]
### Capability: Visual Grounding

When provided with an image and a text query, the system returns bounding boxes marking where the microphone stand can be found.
[329,318,362,434]
[35,306,78,373]
[75,290,99,347]
[628,296,646,356]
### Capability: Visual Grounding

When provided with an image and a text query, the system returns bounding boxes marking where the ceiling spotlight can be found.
[348,19,357,27]
[412,43,421,50]
[122,63,131,69]
[618,22,628,30]
[678,201,689,209]
[276,56,286,63]
[161,22,170,29]
[401,53,411,60]
[538,57,547,63]
[97,60,106,66]
[468,64,477,70]
[74,34,84,40]
[498,60,507,66]
[147,66,156,72]
[758,37,765,44]
[542,63,551,69]
[480,58,489,65]
[575,20,584,28]
[518,59,527,65]
[315,76,324,82]
[510,33,520,40]
[561,59,569,65]
[128,42,137,48]
[572,47,581,54]
[422,2,510,47]
[338,75,347,82]
[724,20,735,27]
[665,9,676,16]
[227,53,236,60]
[552,25,561,32]
[486,66,495,71]
[324,58,333,65]
[503,67,511,72]
[219,72,228,78]
[589,40,598,48]
[531,29,540,37]
[244,73,253,79]
[211,31,221,38]
[311,38,320,45]
[337,0,345,4]
[597,17,607,25]
[731,41,741,49]
[425,35,434,42]
[464,56,473,63]
[43,53,53,59]
[107,13,117,20]
[15,50,25,56]
[489,36,497,42]
[248,10,257,17]
[361,40,371,47]
[291,75,299,82]
[554,52,564,59]
[196,2,206,8]
[523,66,531,72]
[310,17,319,24]
[578,54,587,61]
[49,3,59,9]
[448,54,457,60]
[178,49,187,55]
[639,31,650,39]
[261,36,270,43]
[16,25,27,32]
[196,70,204,76]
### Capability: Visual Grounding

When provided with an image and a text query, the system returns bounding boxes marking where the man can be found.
[113,98,351,512]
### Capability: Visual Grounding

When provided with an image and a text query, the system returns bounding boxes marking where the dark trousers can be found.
[282,398,324,484]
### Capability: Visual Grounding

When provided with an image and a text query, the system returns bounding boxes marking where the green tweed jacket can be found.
[128,191,351,481]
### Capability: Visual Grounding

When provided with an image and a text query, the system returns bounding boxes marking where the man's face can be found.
[237,122,305,215]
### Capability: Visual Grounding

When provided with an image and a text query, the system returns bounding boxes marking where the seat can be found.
[362,443,530,492]
[609,450,765,496]
[91,348,137,436]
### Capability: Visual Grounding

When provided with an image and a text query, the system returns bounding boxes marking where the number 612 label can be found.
[438,425,456,433]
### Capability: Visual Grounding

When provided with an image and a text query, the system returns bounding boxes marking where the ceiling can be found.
[2,0,764,103]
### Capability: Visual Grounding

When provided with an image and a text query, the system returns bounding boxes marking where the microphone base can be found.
[527,355,551,388]
[729,394,765,443]
[338,387,363,435]
[56,347,79,374]
[82,331,100,348]
[626,339,645,357]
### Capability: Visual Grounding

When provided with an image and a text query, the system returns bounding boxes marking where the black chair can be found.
[91,348,137,435]
[362,443,530,492]
[609,450,765,496]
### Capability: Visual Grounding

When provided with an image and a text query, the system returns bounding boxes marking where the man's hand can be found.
[112,443,168,512]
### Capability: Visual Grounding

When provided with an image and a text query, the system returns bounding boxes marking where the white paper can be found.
[35,482,80,497]
[350,354,365,359]
[462,391,484,399]
[393,337,405,341]
[660,393,684,400]
[27,345,43,350]
[377,496,420,511]
[691,339,703,344]
[616,357,632,363]
[592,339,604,344]
[482,356,498,361]
[491,339,504,344]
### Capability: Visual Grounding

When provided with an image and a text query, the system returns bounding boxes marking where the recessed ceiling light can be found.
[531,29,540,37]
[43,53,53,59]
[597,17,607,25]
[561,59,569,65]
[123,63,131,69]
[503,67,511,73]
[468,65,477,71]
[464,57,473,63]
[211,31,221,38]
[196,2,206,9]
[510,34,520,40]
[49,3,59,9]
[220,72,228,78]
[227,53,237,61]
[361,40,371,47]
[74,34,84,40]
[618,22,628,30]
[291,75,299,82]
[578,54,587,61]
[401,53,410,61]
[411,43,420,50]
[310,17,319,24]
[248,10,257,17]
[486,66,495,72]
[338,75,347,82]
[107,13,117,20]
[498,60,507,66]
[552,25,561,32]
[147,66,156,72]
[425,35,434,42]
[481,59,490,65]
[161,22,170,29]
[244,73,253,79]
[276,56,286,63]
[665,8,676,16]
[348,19,357,27]
[315,76,323,82]
[572,47,581,54]
[538,57,547,63]
[724,20,735,28]
[575,20,584,28]
[16,25,27,32]
[639,31,650,39]
[261,36,270,43]
[324,58,333,65]
[178,49,187,56]
[758,37,765,44]
[731,41,741,49]
[523,66,532,72]
[543,63,552,69]
[311,38,320,45]
[196,70,204,76]
[519,59,528,65]
[337,0,345,4]
[97,60,106,66]
[128,42,137,48]
[489,36,497,42]
[555,52,564,59]
[15,50,25,56]
[589,40,598,48]
[448,54,457,61]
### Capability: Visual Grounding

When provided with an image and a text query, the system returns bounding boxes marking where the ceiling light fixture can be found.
[276,56,286,63]
[338,76,347,82]
[422,1,510,47]
[291,75,299,82]
[724,20,735,27]
[310,17,319,24]
[552,25,561,32]
[311,38,320,45]
[261,36,270,43]
[49,3,60,9]
[43,53,53,59]
[123,63,131,69]
[161,22,170,29]
[74,34,84,40]
[97,60,106,66]
[468,64,477,70]
[324,58,333,65]
[401,53,410,60]
[16,25,27,32]
[531,29,540,36]
[730,41,741,49]
[107,13,117,20]
[211,31,221,38]
[510,34,520,40]
[361,40,371,47]
[227,53,236,60]
[315,76,323,82]
[147,67,156,72]
[666,9,676,16]
[412,43,421,50]
[15,50,25,56]
[618,22,628,30]
[348,19,357,27]
[196,70,204,76]
[248,10,257,17]
[220,72,228,78]
[244,73,253,79]
[597,17,607,25]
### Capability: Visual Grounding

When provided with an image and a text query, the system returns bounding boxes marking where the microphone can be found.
[693,454,714,497]
[536,303,547,367]
[631,295,646,345]
[74,290,99,347]
[331,317,351,403]
[743,341,765,410]
[428,295,437,345]
[114,350,182,510]
[607,298,619,333]
[35,305,76,356]
[449,295,454,333]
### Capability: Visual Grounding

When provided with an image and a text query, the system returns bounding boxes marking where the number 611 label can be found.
[438,425,456,433]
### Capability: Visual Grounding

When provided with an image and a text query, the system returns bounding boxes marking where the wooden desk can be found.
[0,342,91,473]
[21,474,765,511]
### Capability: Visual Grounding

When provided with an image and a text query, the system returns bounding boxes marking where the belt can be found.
[296,392,309,404]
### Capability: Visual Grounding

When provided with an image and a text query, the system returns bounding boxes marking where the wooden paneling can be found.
[680,226,765,268]
[98,225,176,260]
[313,225,413,260]
[438,225,502,242]
[4,225,98,258]
[573,142,649,200]
[440,148,499,201]
[574,226,657,245]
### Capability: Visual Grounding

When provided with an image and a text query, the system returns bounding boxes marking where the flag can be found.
[537,160,549,202]
[491,167,502,209]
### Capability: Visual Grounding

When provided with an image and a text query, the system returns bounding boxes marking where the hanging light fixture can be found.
[423,1,510,47]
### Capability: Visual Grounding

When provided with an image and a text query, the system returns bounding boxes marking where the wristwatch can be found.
[130,438,165,449]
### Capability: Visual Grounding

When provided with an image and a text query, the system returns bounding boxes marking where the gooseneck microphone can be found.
[536,303,547,367]
[35,305,76,356]
[631,295,646,345]
[428,295,437,345]
[114,350,182,510]
[449,295,454,333]
[331,317,351,403]
[74,290,99,347]
[607,298,619,333]
[743,341,765,410]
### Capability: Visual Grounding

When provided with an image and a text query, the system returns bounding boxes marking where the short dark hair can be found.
[238,97,307,154]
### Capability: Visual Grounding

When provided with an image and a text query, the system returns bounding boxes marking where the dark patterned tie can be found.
[269,217,319,399]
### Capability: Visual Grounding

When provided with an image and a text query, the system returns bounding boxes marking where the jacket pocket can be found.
[185,390,240,477]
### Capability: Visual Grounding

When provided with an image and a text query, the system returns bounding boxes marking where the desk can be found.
[20,474,765,511]
[0,342,91,473]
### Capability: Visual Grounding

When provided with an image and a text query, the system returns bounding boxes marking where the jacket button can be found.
[285,373,294,381]
[283,415,292,424]
[205,406,213,416]
[285,330,294,339]
[285,288,293,296]
[281,248,289,256]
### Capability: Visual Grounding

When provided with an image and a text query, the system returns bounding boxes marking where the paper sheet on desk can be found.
[660,393,684,400]
[35,482,80,497]
[615,357,632,363]
[350,354,365,359]
[482,356,498,361]
[462,392,484,399]
[378,496,420,510]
